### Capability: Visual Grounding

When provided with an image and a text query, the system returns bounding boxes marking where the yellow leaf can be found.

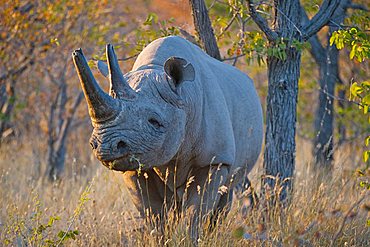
[365,136,370,146]
[350,44,356,59]
[364,151,370,163]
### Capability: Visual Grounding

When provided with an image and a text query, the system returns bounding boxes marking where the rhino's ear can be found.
[96,60,109,78]
[164,57,195,88]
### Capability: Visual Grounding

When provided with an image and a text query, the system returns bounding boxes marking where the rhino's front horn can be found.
[72,48,120,123]
[106,44,136,99]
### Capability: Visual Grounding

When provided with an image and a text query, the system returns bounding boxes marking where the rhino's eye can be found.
[148,118,163,129]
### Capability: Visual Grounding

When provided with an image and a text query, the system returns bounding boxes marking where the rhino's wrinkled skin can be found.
[72,36,263,240]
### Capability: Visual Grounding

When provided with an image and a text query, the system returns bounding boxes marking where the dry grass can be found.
[0,137,369,246]
[1,0,368,245]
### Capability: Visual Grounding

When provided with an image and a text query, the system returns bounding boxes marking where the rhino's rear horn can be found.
[72,48,120,123]
[106,44,136,99]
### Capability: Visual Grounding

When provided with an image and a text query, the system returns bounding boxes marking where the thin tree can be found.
[189,0,221,60]
[246,0,340,201]
[43,65,83,181]
[0,3,47,142]
[190,0,340,201]
[302,0,368,170]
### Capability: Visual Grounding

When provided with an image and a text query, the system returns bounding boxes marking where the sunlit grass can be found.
[0,138,368,246]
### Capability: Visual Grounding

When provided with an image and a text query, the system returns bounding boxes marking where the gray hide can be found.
[129,36,262,186]
[72,36,263,238]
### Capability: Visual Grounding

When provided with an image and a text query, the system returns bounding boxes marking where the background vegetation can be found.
[0,0,369,246]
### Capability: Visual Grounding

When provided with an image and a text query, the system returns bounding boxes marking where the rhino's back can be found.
[132,36,207,70]
[133,36,263,172]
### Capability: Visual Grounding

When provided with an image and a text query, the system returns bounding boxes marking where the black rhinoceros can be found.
[72,36,263,240]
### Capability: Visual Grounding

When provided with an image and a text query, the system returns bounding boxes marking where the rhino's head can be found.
[72,45,195,171]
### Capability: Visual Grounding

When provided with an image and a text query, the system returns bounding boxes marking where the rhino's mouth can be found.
[102,155,140,171]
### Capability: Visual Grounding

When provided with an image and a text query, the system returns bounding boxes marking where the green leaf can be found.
[50,37,60,46]
[37,224,46,234]
[232,226,245,239]
[363,95,370,108]
[357,52,363,62]
[143,13,158,26]
[47,215,60,226]
[87,60,95,68]
[362,81,370,87]
[58,230,66,239]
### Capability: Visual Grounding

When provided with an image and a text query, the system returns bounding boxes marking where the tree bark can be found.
[337,78,347,145]
[313,29,338,169]
[189,0,221,60]
[45,66,84,181]
[0,82,16,142]
[248,0,339,201]
[262,0,302,201]
[0,46,34,142]
[307,0,349,169]
[46,92,83,181]
[264,49,301,201]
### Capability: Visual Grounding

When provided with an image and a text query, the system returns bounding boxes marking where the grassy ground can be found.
[0,137,369,246]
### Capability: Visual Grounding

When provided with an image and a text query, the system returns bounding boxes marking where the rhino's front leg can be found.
[183,164,231,243]
[122,170,172,222]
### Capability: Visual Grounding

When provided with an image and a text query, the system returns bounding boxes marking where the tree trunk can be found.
[337,82,347,145]
[47,142,67,181]
[0,44,34,142]
[47,92,83,181]
[263,48,301,201]
[312,0,349,169]
[256,0,301,202]
[0,81,16,142]
[45,75,83,181]
[189,0,221,60]
[313,30,338,169]
[248,0,339,201]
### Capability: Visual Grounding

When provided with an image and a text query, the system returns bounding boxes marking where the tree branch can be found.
[246,0,278,42]
[221,53,246,61]
[0,39,37,84]
[302,0,341,41]
[345,3,368,11]
[189,0,221,60]
[178,28,198,46]
[54,92,83,152]
[318,87,362,107]
[300,7,326,65]
[308,34,327,65]
[217,10,238,38]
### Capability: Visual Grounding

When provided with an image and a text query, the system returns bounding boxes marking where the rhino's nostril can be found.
[117,141,128,151]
